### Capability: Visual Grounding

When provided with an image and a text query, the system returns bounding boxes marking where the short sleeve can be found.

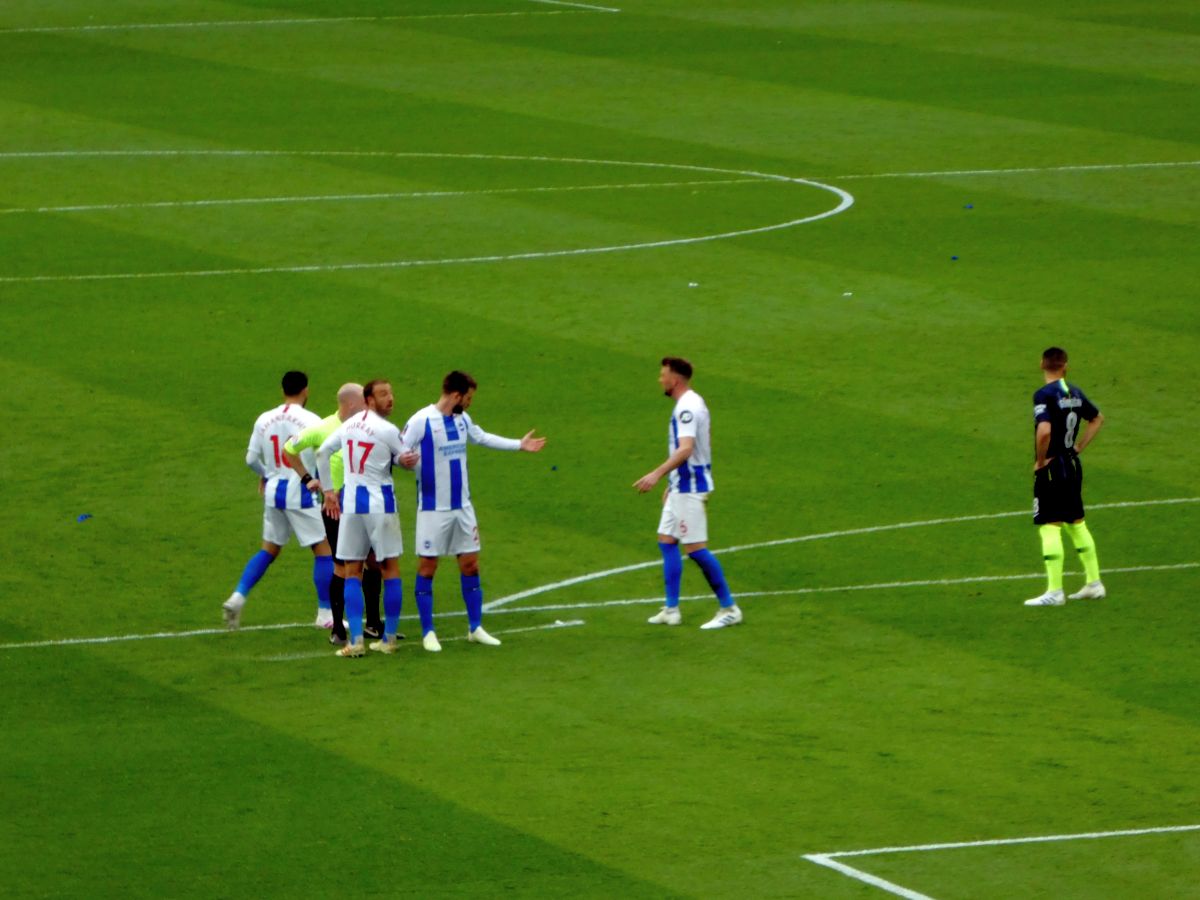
[1032,391,1051,424]
[675,401,700,440]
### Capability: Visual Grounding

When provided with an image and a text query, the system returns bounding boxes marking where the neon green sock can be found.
[1064,521,1100,583]
[1039,525,1064,591]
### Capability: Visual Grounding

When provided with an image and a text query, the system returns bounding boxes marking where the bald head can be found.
[336,382,365,420]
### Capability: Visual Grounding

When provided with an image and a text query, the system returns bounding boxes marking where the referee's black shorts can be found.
[1033,453,1085,525]
[322,510,343,565]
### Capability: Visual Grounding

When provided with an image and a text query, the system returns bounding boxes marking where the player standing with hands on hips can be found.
[1025,347,1106,607]
[636,357,742,629]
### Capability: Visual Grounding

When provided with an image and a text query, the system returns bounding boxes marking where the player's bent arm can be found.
[245,449,268,478]
[634,437,693,492]
[1076,412,1104,453]
[315,431,344,488]
[1033,422,1052,470]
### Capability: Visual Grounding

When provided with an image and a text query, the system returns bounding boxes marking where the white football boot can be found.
[468,626,502,646]
[647,606,682,626]
[699,605,743,630]
[222,592,246,630]
[1068,581,1106,600]
[422,631,443,653]
[1024,590,1066,607]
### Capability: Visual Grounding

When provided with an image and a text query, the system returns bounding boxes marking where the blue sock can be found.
[688,549,733,608]
[461,574,483,632]
[312,555,333,611]
[659,542,682,608]
[344,577,364,643]
[236,550,274,596]
[416,574,435,635]
[383,578,402,640]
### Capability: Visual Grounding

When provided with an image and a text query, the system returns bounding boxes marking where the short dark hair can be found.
[1041,347,1068,371]
[661,357,693,380]
[281,370,308,395]
[442,370,477,396]
[363,379,390,400]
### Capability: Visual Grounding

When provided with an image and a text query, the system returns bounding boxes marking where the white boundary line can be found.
[804,824,1200,899]
[527,0,620,11]
[0,178,763,216]
[255,618,586,661]
[835,160,1200,180]
[0,7,604,36]
[483,496,1200,609]
[0,150,852,284]
[0,561,1193,652]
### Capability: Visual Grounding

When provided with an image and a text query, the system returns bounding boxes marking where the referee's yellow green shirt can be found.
[284,413,344,489]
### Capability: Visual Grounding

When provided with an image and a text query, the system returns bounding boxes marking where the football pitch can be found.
[1,1,1198,896]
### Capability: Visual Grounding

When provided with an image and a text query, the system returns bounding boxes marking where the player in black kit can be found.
[1025,347,1106,607]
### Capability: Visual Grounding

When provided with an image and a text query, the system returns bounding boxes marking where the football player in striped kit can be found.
[398,371,546,652]
[223,371,335,631]
[316,379,411,657]
[636,357,742,630]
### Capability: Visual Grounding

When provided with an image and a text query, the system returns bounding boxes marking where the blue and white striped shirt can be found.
[316,410,404,515]
[669,389,713,494]
[246,403,322,511]
[400,405,520,512]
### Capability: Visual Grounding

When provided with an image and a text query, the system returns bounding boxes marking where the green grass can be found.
[1,1,1198,896]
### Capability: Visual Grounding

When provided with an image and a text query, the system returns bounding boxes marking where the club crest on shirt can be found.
[679,411,694,424]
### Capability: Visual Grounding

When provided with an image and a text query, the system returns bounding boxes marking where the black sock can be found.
[362,568,383,630]
[329,575,347,640]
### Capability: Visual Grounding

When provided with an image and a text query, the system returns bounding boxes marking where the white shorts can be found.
[336,512,404,562]
[416,506,481,557]
[262,505,326,548]
[656,492,709,544]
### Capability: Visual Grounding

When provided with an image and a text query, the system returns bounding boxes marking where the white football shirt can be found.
[246,403,322,510]
[668,389,713,494]
[317,409,404,515]
[400,405,520,512]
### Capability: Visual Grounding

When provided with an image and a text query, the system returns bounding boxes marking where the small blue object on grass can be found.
[551,465,558,471]
[951,255,959,261]
[77,513,92,522]
[964,204,973,209]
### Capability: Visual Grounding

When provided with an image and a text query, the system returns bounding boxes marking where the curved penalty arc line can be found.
[0,150,853,284]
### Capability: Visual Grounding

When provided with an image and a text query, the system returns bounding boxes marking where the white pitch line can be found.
[835,160,1200,180]
[0,10,586,36]
[527,0,620,11]
[813,822,1200,860]
[804,855,934,900]
[0,178,763,216]
[483,496,1200,609]
[805,823,1200,899]
[0,562,1194,653]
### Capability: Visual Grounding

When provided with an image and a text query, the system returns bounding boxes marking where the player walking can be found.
[223,371,334,630]
[316,380,409,657]
[1025,347,1106,607]
[397,370,546,651]
[636,357,741,629]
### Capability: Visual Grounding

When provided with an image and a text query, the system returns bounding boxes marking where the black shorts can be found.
[322,510,342,565]
[1033,454,1085,525]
